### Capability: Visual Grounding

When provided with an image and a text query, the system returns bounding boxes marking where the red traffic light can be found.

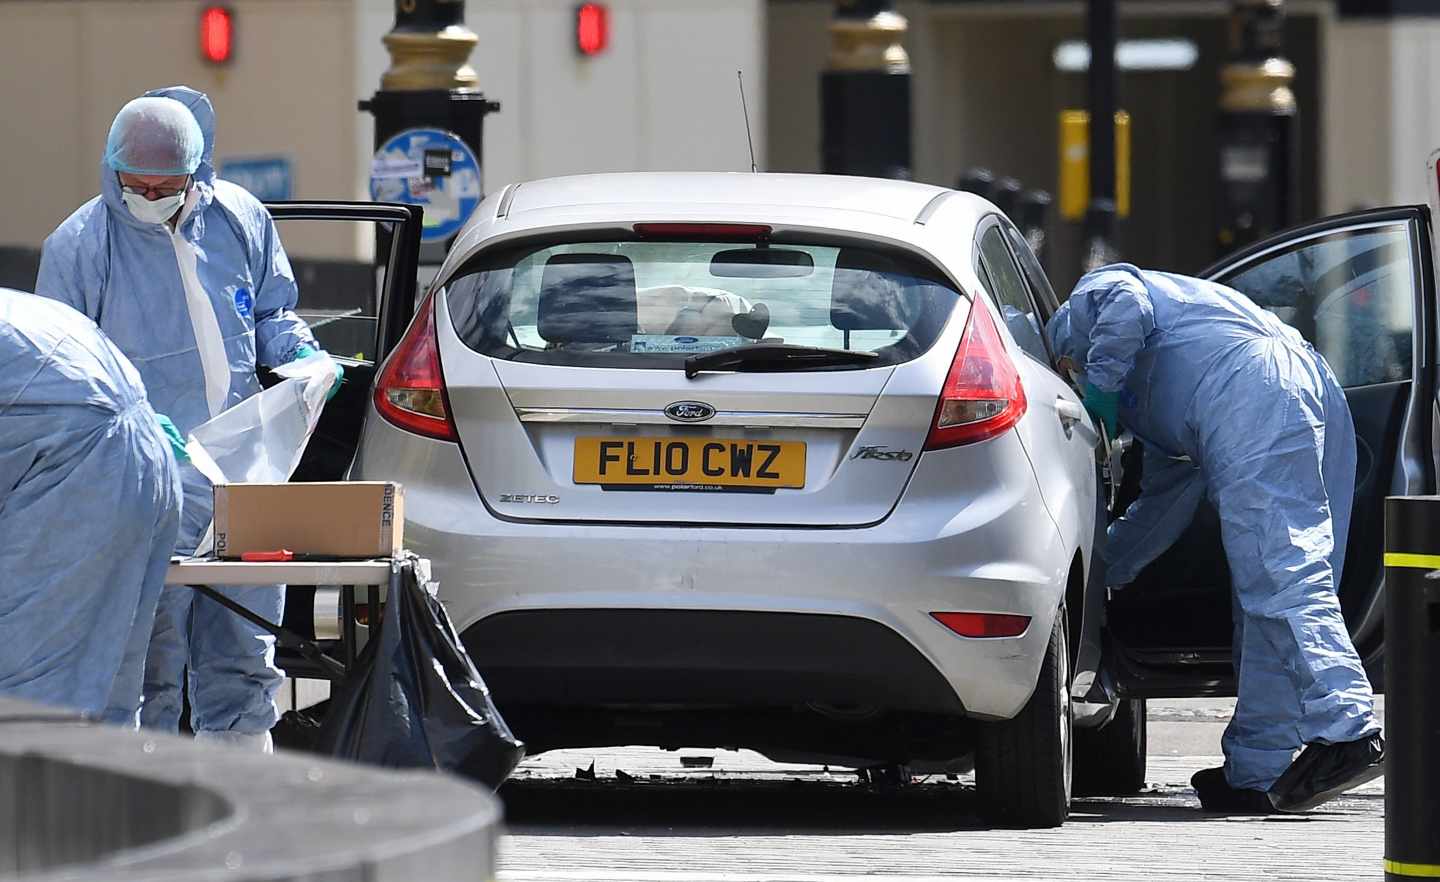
[576,3,609,57]
[200,6,234,65]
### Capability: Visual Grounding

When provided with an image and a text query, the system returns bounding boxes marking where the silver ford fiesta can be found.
[351,172,1124,826]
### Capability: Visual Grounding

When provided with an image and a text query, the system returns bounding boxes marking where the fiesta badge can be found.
[664,401,716,423]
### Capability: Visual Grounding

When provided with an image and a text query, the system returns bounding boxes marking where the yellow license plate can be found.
[573,437,806,489]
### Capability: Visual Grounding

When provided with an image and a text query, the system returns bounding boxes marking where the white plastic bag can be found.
[186,353,335,486]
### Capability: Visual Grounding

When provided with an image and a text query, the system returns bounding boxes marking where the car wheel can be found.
[975,613,1071,828]
[1073,698,1147,796]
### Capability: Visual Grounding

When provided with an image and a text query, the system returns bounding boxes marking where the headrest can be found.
[537,253,638,344]
[830,248,912,332]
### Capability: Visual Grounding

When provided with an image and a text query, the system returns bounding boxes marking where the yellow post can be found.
[1058,110,1131,221]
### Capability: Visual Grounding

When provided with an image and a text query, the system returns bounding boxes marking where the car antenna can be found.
[738,70,758,173]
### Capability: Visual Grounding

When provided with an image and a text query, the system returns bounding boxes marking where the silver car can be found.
[278,184,1426,828]
[348,173,1115,827]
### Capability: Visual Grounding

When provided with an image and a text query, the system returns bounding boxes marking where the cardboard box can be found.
[214,482,403,560]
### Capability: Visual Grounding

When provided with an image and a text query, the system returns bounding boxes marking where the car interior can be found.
[637,285,753,337]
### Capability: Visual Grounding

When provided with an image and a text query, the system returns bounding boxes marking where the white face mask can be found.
[122,189,187,225]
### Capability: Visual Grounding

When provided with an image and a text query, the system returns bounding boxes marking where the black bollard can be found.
[955,167,995,201]
[1020,189,1052,270]
[993,176,1022,220]
[1083,198,1119,272]
[1383,496,1440,881]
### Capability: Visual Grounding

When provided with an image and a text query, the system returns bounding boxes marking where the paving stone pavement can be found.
[494,701,1385,882]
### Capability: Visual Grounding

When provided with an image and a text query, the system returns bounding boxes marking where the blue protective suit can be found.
[1048,265,1381,790]
[0,289,180,723]
[35,86,318,737]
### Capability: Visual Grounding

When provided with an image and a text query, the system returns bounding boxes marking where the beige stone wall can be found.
[13,0,1427,267]
[0,0,362,259]
[352,0,766,193]
[1322,17,1440,214]
[0,0,767,261]
[765,1,1375,286]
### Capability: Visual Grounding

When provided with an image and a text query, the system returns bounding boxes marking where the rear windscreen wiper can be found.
[684,343,879,379]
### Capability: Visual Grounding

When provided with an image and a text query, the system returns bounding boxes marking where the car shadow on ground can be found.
[500,777,1225,835]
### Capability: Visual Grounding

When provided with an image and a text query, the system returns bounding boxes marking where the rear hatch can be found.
[429,226,967,526]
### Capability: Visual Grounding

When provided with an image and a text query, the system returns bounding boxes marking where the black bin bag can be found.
[318,555,525,788]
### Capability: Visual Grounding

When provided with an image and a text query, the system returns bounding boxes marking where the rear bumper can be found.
[353,412,1073,721]
[464,608,964,713]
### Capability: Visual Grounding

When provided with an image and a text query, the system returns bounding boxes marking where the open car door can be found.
[1104,206,1437,697]
[260,202,424,481]
[259,202,422,679]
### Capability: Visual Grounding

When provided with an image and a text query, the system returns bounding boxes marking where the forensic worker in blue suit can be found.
[0,289,182,724]
[1048,264,1384,813]
[36,87,340,752]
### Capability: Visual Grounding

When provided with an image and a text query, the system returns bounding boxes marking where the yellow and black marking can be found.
[1383,552,1440,570]
[1386,859,1440,878]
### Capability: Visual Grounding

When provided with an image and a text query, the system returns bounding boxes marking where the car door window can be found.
[977,224,1049,363]
[262,204,422,484]
[275,218,389,365]
[1215,224,1415,387]
[1002,223,1060,317]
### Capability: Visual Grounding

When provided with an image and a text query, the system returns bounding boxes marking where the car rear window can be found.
[441,238,961,370]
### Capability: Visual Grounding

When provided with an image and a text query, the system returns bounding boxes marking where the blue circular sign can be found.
[369,128,482,244]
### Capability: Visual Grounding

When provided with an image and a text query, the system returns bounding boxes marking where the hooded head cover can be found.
[98,87,218,236]
[1046,298,1081,366]
[104,96,204,176]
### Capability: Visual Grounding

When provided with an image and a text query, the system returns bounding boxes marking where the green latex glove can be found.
[155,413,189,463]
[1081,382,1120,439]
[294,345,344,402]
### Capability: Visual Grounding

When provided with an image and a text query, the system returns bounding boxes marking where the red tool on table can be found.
[239,550,357,562]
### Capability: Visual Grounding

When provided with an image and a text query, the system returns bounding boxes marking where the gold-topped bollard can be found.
[380,0,480,92]
[359,0,500,260]
[1215,0,1298,255]
[821,0,911,180]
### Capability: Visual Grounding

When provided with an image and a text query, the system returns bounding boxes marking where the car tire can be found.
[1073,698,1147,796]
[975,614,1071,828]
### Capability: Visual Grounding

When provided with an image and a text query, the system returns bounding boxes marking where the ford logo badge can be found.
[664,401,715,422]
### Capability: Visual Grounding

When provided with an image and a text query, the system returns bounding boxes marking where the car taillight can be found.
[924,298,1027,450]
[373,293,458,442]
[931,611,1032,638]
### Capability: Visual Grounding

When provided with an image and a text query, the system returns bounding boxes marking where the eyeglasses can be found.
[117,175,190,200]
